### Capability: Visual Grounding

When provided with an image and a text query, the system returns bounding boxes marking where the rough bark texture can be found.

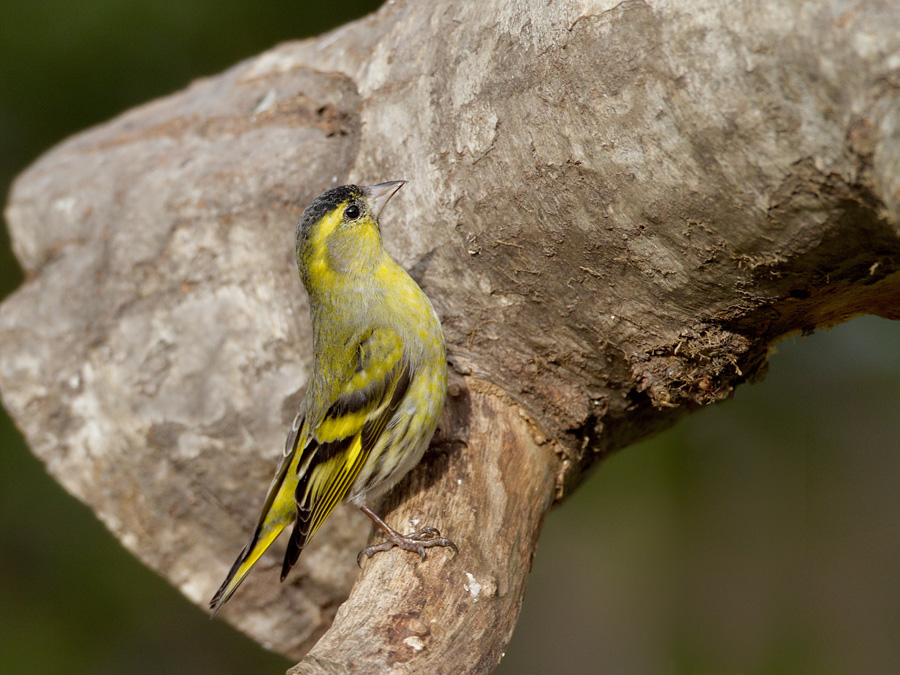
[1,0,899,672]
[288,379,555,675]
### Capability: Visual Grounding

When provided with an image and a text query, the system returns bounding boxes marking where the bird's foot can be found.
[356,523,457,567]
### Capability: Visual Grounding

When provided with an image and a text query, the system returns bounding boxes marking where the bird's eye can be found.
[344,204,361,220]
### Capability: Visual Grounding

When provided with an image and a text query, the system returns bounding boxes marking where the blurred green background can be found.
[1,2,898,674]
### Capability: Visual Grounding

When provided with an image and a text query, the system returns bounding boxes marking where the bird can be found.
[209,181,455,616]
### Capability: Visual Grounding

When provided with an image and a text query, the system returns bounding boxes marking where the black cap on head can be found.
[295,184,363,245]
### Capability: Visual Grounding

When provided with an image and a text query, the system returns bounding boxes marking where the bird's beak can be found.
[364,181,406,218]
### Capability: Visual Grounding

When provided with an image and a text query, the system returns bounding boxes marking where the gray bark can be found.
[2,0,899,672]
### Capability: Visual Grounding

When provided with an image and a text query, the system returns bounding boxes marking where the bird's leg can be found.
[357,505,458,567]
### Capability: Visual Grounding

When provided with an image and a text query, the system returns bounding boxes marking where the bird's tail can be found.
[210,415,308,617]
[209,428,304,617]
[209,520,288,617]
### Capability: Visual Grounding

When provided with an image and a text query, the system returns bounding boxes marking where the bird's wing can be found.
[281,326,411,578]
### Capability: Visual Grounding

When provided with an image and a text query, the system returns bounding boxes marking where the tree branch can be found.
[288,378,556,674]
[1,0,899,671]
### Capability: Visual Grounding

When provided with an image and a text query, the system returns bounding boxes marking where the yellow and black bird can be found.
[210,182,455,616]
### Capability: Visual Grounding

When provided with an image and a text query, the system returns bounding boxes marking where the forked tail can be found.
[209,521,289,617]
[209,426,303,618]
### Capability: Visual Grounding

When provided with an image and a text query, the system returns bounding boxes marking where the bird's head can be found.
[295,181,405,292]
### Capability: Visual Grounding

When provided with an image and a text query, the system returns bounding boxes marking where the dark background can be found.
[2,2,898,673]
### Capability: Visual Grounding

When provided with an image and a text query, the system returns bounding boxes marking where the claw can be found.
[407,526,442,541]
[357,541,395,567]
[357,506,458,567]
